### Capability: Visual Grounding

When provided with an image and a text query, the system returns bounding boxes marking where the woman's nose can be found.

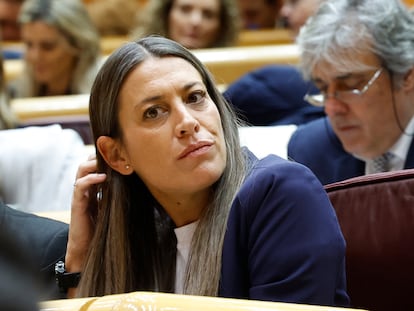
[189,11,203,25]
[175,105,200,137]
[26,45,40,61]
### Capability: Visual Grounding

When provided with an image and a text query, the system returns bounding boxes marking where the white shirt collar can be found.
[389,116,414,163]
[360,116,414,174]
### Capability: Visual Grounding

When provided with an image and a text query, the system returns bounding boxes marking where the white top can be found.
[0,125,86,212]
[174,221,198,294]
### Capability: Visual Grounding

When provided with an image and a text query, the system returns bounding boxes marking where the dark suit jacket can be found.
[220,151,349,307]
[223,65,325,126]
[287,117,414,185]
[0,203,69,299]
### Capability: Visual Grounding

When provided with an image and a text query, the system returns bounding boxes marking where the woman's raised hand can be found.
[65,155,106,274]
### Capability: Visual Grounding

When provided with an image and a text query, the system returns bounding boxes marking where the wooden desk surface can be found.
[237,28,294,46]
[40,291,367,311]
[194,44,300,84]
[11,94,90,121]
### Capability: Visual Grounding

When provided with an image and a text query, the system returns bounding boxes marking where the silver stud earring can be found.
[125,165,130,169]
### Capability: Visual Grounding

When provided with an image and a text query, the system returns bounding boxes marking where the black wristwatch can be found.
[55,260,81,293]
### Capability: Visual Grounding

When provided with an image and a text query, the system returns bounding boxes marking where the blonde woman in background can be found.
[130,0,240,49]
[8,0,101,98]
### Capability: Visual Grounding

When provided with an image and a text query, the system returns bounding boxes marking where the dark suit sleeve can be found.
[0,203,69,299]
[223,65,325,126]
[220,156,349,306]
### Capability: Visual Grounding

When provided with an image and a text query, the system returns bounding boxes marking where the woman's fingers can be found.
[66,157,107,273]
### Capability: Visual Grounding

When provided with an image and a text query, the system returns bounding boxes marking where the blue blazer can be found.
[287,117,414,185]
[223,65,325,126]
[219,151,349,307]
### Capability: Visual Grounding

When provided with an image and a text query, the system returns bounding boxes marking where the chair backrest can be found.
[324,169,414,311]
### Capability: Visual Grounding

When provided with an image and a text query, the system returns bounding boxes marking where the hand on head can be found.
[66,154,106,278]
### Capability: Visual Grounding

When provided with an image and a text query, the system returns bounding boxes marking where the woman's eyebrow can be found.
[136,81,205,106]
[139,94,163,105]
[183,81,204,91]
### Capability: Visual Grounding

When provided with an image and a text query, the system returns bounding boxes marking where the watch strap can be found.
[55,260,81,293]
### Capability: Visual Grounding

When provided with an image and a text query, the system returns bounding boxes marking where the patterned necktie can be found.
[371,152,394,173]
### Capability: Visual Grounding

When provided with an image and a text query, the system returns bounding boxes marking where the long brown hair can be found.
[78,36,246,297]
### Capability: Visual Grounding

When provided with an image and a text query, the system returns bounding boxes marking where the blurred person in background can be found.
[280,0,322,37]
[0,0,25,59]
[0,44,87,214]
[8,0,101,98]
[223,64,324,127]
[288,0,414,185]
[237,0,283,29]
[0,0,24,41]
[223,0,325,127]
[130,0,240,49]
[85,0,140,36]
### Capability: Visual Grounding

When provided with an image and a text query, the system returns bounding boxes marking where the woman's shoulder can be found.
[237,151,327,212]
[247,152,316,180]
[233,152,336,232]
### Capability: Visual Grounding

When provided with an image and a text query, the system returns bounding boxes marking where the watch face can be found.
[55,260,65,274]
[54,260,81,292]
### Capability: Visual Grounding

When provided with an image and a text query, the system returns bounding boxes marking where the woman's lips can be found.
[178,141,213,159]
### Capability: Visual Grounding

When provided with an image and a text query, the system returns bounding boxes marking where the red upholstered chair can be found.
[325,169,414,311]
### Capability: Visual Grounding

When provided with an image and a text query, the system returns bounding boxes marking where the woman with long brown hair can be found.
[64,36,349,307]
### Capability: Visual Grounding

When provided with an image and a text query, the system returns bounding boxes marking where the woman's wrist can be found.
[55,260,81,293]
[64,240,87,272]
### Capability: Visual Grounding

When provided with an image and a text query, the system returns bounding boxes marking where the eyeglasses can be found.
[304,67,384,107]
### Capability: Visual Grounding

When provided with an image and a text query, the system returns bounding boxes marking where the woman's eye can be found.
[203,10,217,20]
[42,42,57,51]
[143,106,164,119]
[188,91,205,104]
[179,4,192,14]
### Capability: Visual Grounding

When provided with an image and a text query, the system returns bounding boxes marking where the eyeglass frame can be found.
[304,67,384,107]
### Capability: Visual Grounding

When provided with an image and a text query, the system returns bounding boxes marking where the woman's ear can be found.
[96,136,133,175]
